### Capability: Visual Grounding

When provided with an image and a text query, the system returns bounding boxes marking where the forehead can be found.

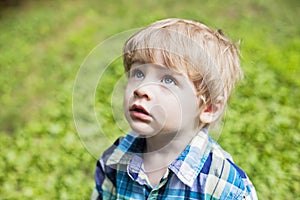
[128,49,188,75]
[130,61,182,76]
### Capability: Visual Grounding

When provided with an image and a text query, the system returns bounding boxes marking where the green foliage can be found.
[0,0,299,199]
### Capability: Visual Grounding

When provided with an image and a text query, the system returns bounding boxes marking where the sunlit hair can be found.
[123,18,243,126]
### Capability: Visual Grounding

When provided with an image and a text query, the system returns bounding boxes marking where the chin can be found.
[129,125,159,137]
[132,129,158,137]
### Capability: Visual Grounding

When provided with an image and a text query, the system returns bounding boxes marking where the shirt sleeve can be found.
[242,174,258,200]
[91,138,121,200]
[205,146,258,200]
[90,187,100,200]
[228,159,258,200]
[90,159,117,200]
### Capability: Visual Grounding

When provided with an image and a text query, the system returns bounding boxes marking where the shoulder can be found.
[93,137,124,199]
[95,137,123,185]
[199,141,257,200]
[99,137,123,164]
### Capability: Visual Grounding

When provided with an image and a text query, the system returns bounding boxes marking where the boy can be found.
[91,18,257,199]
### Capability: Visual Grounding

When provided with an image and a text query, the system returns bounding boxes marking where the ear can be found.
[200,96,225,124]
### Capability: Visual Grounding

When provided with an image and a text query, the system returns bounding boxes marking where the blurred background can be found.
[0,0,299,199]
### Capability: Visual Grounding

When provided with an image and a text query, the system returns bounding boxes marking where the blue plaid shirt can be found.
[91,130,257,200]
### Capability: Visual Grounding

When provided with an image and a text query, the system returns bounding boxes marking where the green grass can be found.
[0,0,299,199]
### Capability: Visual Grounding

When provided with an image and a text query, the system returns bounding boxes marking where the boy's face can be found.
[123,62,200,137]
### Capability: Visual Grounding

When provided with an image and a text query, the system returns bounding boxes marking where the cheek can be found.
[174,92,200,123]
[158,96,182,120]
[123,85,133,106]
[183,95,199,109]
[123,87,132,119]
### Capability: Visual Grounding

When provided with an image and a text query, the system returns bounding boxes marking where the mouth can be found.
[130,104,149,115]
[129,104,151,120]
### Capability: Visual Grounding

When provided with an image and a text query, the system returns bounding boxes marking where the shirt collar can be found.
[169,129,212,187]
[106,129,212,187]
[106,131,143,167]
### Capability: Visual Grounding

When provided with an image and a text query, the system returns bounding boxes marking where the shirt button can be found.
[148,190,158,200]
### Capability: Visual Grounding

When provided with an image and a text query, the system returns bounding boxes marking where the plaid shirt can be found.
[91,130,257,200]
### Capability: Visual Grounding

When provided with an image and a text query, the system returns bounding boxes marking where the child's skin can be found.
[123,61,210,186]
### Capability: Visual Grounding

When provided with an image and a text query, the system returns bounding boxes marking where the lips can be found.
[129,104,151,121]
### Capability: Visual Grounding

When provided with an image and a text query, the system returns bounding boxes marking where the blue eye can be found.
[162,76,176,85]
[132,69,144,79]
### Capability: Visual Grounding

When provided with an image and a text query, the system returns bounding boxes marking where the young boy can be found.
[91,18,257,200]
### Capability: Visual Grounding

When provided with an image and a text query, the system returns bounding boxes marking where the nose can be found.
[133,86,152,100]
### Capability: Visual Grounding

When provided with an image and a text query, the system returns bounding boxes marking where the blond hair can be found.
[123,18,242,125]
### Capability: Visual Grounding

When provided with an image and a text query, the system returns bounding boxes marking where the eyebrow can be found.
[131,58,146,66]
[130,60,185,78]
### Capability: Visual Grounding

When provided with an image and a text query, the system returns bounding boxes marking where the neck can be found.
[143,129,198,172]
[145,130,196,153]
